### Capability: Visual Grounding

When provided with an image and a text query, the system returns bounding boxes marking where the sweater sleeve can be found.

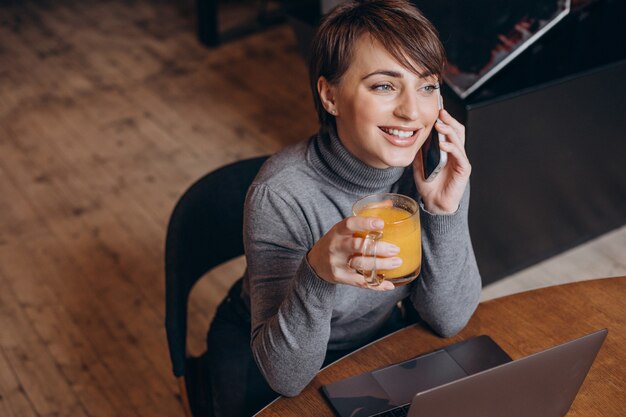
[243,184,337,397]
[409,184,482,337]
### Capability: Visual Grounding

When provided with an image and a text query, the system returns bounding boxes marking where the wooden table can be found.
[256,276,626,416]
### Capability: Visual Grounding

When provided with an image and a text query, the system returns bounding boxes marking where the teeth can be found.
[382,128,415,138]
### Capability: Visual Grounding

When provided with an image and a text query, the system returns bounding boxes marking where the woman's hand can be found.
[307,216,398,291]
[413,109,471,214]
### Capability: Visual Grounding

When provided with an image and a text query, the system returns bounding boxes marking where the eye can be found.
[372,83,394,92]
[419,84,440,94]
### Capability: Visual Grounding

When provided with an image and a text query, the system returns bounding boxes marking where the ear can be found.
[317,76,338,116]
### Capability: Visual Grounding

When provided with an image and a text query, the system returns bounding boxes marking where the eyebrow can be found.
[362,70,403,80]
[362,69,437,81]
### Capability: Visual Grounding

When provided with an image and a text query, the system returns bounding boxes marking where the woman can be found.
[207,1,481,416]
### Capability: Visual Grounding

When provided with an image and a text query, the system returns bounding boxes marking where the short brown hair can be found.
[309,0,446,130]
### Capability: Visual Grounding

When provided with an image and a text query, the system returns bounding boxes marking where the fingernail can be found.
[391,257,403,267]
[372,219,384,229]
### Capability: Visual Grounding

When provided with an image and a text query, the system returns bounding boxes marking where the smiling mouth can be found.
[379,127,416,139]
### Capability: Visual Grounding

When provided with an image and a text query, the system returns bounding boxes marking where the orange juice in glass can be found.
[353,193,421,286]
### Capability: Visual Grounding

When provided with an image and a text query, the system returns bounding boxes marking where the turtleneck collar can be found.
[308,126,405,195]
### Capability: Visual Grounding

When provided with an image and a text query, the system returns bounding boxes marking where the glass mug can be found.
[352,193,421,287]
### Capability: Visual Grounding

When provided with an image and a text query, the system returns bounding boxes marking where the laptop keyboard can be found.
[370,404,410,417]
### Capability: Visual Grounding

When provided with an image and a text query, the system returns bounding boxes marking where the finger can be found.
[342,270,395,291]
[349,237,365,253]
[438,109,465,138]
[338,269,375,288]
[435,122,466,156]
[346,237,400,257]
[439,140,472,174]
[375,241,401,257]
[368,279,396,291]
[340,215,384,235]
[349,255,403,272]
[438,110,465,145]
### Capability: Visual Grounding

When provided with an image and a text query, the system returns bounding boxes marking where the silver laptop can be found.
[420,0,572,98]
[322,329,607,417]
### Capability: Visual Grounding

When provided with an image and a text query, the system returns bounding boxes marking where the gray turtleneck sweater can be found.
[241,129,481,397]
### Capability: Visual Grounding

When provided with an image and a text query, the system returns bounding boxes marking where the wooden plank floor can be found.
[0,1,624,416]
[0,1,316,416]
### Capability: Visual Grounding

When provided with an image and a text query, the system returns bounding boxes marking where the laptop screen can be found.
[416,0,571,98]
[322,330,606,417]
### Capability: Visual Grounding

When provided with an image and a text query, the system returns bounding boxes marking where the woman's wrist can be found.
[420,198,460,216]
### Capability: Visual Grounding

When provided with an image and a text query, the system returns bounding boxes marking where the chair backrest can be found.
[165,156,269,377]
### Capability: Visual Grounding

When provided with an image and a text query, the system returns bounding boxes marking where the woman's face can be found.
[320,35,440,169]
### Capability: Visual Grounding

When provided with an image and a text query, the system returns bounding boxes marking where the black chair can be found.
[165,155,269,417]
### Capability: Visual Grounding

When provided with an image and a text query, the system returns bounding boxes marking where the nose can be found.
[393,90,419,121]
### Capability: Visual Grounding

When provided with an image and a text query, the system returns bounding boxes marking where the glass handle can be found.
[361,231,383,286]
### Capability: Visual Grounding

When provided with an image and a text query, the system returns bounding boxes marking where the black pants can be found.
[206,279,415,417]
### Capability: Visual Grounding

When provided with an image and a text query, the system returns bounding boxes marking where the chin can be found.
[381,149,419,168]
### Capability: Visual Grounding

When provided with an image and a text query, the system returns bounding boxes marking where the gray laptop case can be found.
[322,335,512,417]
[322,329,607,417]
[407,329,607,417]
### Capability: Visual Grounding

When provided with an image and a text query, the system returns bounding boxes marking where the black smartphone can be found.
[422,91,447,182]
